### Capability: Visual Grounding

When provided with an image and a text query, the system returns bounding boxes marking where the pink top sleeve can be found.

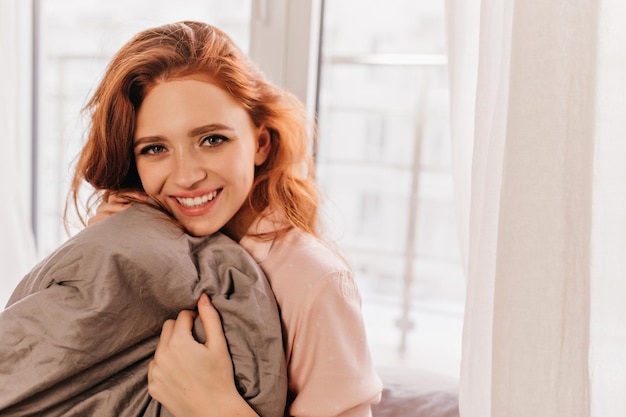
[285,270,382,416]
[241,226,383,417]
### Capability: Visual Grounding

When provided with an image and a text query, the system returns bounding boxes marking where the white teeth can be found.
[176,191,218,208]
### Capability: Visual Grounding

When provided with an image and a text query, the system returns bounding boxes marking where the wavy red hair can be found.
[68,21,320,237]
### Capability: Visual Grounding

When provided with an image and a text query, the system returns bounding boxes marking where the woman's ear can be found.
[254,127,272,166]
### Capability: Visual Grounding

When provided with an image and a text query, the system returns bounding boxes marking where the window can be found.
[315,0,464,376]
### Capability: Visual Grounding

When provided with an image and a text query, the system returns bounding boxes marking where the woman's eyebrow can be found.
[133,136,160,146]
[188,123,234,137]
[134,124,236,145]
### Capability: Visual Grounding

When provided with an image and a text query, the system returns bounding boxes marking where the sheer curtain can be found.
[0,0,36,306]
[446,0,626,416]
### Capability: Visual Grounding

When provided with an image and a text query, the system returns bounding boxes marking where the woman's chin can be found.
[167,212,217,237]
[181,222,219,237]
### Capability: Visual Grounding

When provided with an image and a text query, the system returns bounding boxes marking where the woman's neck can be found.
[222,204,259,242]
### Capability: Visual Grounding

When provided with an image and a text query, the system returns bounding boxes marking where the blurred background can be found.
[14,0,464,378]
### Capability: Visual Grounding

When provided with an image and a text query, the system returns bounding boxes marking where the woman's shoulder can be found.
[242,227,356,305]
[264,229,364,337]
[274,228,351,278]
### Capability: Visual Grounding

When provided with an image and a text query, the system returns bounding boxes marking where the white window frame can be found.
[3,0,34,230]
[248,0,322,120]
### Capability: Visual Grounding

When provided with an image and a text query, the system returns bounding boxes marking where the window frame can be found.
[248,0,323,121]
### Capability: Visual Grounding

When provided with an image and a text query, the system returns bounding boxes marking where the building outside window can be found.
[316,0,463,376]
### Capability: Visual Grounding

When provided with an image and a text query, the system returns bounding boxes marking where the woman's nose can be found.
[171,153,207,188]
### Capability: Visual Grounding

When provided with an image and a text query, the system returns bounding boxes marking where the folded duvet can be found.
[0,203,287,417]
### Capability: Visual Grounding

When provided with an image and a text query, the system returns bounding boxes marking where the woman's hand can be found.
[87,191,147,225]
[148,294,258,417]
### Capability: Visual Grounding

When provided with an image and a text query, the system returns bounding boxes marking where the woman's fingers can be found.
[155,298,226,354]
[197,294,228,352]
[87,191,148,225]
[108,191,148,204]
[149,313,194,389]
[159,318,176,343]
[152,319,175,364]
[170,310,197,344]
[148,299,239,415]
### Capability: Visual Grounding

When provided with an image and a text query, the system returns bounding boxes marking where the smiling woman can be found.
[132,77,270,239]
[62,20,382,416]
[14,3,466,415]
[27,0,464,382]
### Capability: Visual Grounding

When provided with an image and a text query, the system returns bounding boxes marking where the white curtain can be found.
[0,0,36,306]
[446,0,626,416]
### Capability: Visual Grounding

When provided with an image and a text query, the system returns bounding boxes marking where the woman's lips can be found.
[175,190,219,208]
[172,189,221,216]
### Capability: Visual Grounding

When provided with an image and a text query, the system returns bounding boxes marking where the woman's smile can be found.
[174,190,220,209]
[171,189,221,218]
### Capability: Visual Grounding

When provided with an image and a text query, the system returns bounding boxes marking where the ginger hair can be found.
[67,21,320,237]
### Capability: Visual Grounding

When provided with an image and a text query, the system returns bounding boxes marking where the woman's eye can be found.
[201,135,227,147]
[139,144,166,155]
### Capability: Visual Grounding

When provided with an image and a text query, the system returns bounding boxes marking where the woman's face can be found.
[133,76,270,237]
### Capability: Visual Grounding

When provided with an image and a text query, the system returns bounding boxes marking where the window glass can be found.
[316,0,464,376]
[35,0,251,257]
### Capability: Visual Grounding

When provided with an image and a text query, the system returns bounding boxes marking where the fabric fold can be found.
[0,203,287,417]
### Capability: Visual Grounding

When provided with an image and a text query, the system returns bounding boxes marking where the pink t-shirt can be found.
[240,221,383,417]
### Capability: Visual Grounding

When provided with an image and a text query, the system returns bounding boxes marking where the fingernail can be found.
[200,293,210,305]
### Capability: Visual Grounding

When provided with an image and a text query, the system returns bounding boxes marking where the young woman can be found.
[75,21,382,416]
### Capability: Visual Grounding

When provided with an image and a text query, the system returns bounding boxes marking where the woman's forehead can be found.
[134,78,253,139]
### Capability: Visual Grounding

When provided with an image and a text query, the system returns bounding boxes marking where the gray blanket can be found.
[0,204,287,417]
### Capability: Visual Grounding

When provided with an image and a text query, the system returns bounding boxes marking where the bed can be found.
[372,366,460,417]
